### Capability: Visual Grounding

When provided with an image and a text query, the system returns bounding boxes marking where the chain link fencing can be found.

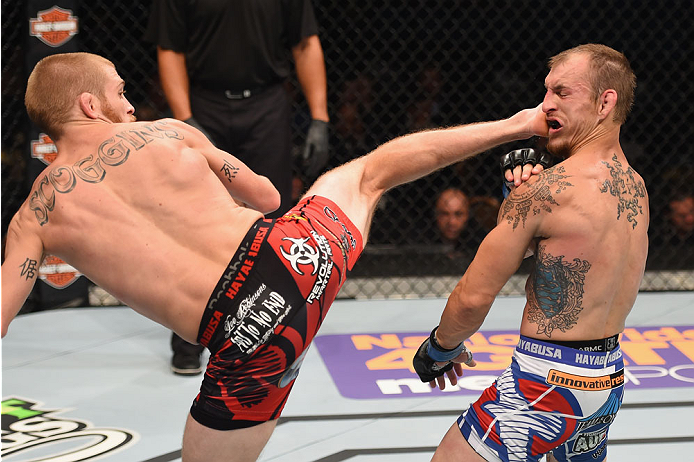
[2,0,693,303]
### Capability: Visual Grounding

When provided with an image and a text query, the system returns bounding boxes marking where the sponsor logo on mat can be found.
[1,397,138,461]
[314,326,694,399]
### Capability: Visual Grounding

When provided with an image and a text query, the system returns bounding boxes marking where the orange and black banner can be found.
[25,0,89,309]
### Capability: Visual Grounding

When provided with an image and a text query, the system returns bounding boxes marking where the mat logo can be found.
[1,397,137,461]
[30,6,79,47]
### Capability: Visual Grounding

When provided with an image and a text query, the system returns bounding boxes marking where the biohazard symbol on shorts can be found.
[280,237,319,275]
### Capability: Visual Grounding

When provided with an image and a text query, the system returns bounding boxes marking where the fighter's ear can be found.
[78,92,100,119]
[597,89,617,121]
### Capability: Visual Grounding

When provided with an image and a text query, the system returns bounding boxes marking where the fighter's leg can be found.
[181,413,277,462]
[303,156,380,242]
[304,119,529,242]
[432,423,487,462]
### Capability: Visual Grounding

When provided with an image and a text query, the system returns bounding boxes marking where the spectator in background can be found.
[433,188,485,259]
[406,63,445,132]
[668,193,694,240]
[435,188,470,247]
[649,191,694,269]
[145,0,330,376]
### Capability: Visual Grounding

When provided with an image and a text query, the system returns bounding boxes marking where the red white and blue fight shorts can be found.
[459,335,625,461]
[190,195,363,430]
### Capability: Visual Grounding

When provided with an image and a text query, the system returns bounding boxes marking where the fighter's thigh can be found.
[181,413,277,462]
[432,423,487,462]
[303,157,381,241]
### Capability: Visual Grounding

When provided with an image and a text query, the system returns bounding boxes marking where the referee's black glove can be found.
[302,119,329,177]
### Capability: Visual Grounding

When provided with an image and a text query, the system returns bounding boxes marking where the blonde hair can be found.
[549,44,636,125]
[25,52,115,139]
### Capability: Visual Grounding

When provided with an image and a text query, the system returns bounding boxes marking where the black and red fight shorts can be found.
[190,195,364,430]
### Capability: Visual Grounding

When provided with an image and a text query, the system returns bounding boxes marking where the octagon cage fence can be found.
[2,0,692,311]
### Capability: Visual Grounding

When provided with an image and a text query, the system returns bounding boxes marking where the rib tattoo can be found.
[526,244,591,337]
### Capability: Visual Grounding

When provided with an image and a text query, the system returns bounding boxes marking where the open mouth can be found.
[547,119,562,130]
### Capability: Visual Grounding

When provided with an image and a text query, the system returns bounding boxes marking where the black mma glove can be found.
[302,119,329,177]
[183,116,214,143]
[500,148,553,197]
[413,327,472,383]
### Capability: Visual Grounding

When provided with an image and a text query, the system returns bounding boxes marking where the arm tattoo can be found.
[498,166,573,230]
[220,160,239,183]
[526,244,591,337]
[599,154,647,229]
[29,121,182,226]
[19,258,39,280]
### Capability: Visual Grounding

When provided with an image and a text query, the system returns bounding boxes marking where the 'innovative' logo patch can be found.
[1,397,138,461]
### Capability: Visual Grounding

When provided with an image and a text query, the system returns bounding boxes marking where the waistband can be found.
[516,335,623,369]
[543,333,619,352]
[197,218,274,347]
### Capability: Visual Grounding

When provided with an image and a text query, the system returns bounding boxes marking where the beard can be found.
[101,98,136,123]
[546,137,571,159]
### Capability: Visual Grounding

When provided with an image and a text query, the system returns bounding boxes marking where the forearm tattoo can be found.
[19,258,38,280]
[526,244,591,337]
[599,154,647,229]
[29,121,183,226]
[498,166,573,230]
[220,160,239,183]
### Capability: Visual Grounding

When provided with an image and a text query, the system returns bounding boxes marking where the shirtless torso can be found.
[5,118,276,342]
[516,149,649,342]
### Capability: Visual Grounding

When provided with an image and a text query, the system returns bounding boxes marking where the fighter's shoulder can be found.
[10,196,43,237]
[149,118,207,143]
[505,164,576,207]
[498,164,576,230]
[115,118,190,140]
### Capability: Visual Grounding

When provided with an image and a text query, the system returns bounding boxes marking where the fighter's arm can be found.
[414,178,543,389]
[436,194,540,347]
[2,212,44,337]
[171,119,281,214]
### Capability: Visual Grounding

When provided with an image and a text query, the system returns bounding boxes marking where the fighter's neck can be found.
[567,125,624,162]
[54,120,123,152]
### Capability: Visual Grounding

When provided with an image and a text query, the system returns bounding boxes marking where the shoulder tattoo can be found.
[29,121,183,226]
[499,166,573,230]
[599,154,647,229]
[526,244,591,337]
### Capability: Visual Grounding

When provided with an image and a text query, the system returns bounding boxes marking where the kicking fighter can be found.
[3,52,547,461]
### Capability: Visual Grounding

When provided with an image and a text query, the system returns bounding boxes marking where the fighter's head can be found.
[542,44,636,157]
[25,52,135,140]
